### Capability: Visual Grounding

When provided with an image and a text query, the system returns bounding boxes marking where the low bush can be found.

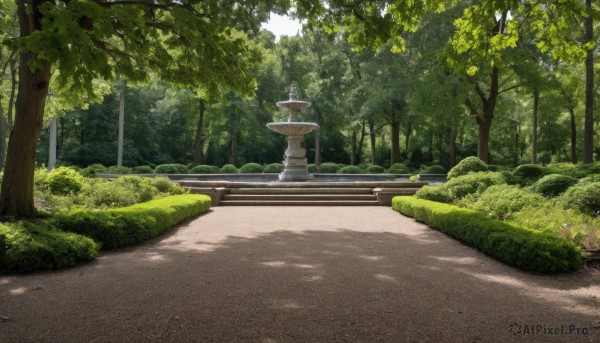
[392,197,581,273]
[531,174,578,197]
[546,163,588,179]
[421,165,446,174]
[220,164,239,173]
[415,185,453,203]
[47,167,84,195]
[560,182,600,215]
[54,194,211,249]
[105,166,133,174]
[447,157,488,179]
[513,164,548,185]
[387,163,410,174]
[470,185,544,219]
[132,166,154,174]
[264,163,284,173]
[0,221,99,273]
[155,164,188,174]
[339,166,363,174]
[317,162,341,173]
[366,165,384,174]
[79,164,107,177]
[189,165,218,174]
[240,163,264,173]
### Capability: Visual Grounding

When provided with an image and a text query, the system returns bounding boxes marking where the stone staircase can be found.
[180,180,427,206]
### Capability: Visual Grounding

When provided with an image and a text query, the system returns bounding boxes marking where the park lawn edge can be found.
[0,194,211,273]
[392,196,582,273]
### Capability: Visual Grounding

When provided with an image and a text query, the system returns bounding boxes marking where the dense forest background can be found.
[3,6,599,170]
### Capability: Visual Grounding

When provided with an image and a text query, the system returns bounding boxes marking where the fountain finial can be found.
[289,81,298,101]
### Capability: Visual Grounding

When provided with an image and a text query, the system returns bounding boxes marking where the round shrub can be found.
[132,165,154,174]
[79,164,107,177]
[155,164,188,174]
[220,164,239,173]
[513,164,547,185]
[47,167,84,195]
[531,174,578,197]
[307,164,317,173]
[422,165,446,174]
[387,163,410,174]
[240,163,264,173]
[444,171,507,200]
[105,166,133,174]
[366,165,384,174]
[560,182,600,215]
[189,165,218,174]
[151,177,185,195]
[473,185,545,219]
[447,157,488,179]
[264,163,284,173]
[339,166,362,174]
[317,162,341,173]
[415,185,452,203]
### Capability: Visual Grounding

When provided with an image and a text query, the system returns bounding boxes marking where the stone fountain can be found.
[267,82,319,181]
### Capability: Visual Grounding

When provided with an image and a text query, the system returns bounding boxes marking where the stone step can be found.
[227,187,373,195]
[219,200,380,206]
[180,180,428,189]
[222,194,377,201]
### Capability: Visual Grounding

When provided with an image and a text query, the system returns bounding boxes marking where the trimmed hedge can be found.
[264,163,284,173]
[422,164,446,174]
[513,164,547,185]
[240,163,264,173]
[317,162,341,173]
[54,194,211,249]
[0,221,99,273]
[392,196,581,273]
[79,164,107,177]
[220,164,239,173]
[339,166,362,174]
[366,165,385,174]
[387,163,410,174]
[189,165,219,174]
[105,166,133,174]
[155,164,189,174]
[132,165,154,174]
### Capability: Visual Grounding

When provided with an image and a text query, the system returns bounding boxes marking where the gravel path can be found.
[1,206,599,342]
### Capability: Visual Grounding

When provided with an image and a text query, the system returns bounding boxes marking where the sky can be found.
[261,13,304,40]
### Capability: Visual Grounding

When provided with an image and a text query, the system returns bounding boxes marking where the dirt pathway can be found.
[1,207,599,342]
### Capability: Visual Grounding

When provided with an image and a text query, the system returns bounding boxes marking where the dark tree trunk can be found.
[570,108,577,164]
[0,0,52,217]
[368,121,376,165]
[229,133,238,165]
[583,0,594,163]
[7,57,17,131]
[193,98,205,164]
[449,126,457,168]
[532,89,539,164]
[514,123,520,167]
[314,107,321,166]
[391,116,400,164]
[404,121,412,151]
[357,121,366,165]
[0,96,6,171]
[351,130,357,166]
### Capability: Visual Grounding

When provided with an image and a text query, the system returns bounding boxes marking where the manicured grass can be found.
[392,196,582,273]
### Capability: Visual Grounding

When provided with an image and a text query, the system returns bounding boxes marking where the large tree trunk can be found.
[193,98,206,164]
[569,107,577,164]
[449,126,457,168]
[314,107,321,166]
[531,89,539,164]
[368,121,376,164]
[583,0,594,163]
[0,0,52,217]
[390,115,400,164]
[7,57,17,130]
[48,117,57,170]
[0,96,6,171]
[351,130,357,165]
[477,120,492,164]
[356,121,365,165]
[117,79,126,166]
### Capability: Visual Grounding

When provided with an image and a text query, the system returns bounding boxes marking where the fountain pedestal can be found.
[267,82,319,182]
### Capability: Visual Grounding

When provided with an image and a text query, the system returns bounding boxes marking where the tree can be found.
[1,0,279,217]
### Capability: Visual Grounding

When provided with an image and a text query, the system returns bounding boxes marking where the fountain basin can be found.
[267,122,319,136]
[276,100,311,112]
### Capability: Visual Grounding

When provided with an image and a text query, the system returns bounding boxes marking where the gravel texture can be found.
[1,206,599,342]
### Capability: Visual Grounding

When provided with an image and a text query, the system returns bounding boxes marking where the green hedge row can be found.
[53,194,211,250]
[0,221,99,273]
[392,196,581,273]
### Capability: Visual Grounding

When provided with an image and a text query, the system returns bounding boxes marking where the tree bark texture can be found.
[390,116,400,165]
[0,0,52,217]
[357,121,365,165]
[369,121,376,165]
[531,89,539,164]
[193,98,205,164]
[48,117,57,170]
[583,0,594,163]
[570,108,577,164]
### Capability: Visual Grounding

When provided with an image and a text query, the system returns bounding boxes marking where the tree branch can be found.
[498,82,525,95]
